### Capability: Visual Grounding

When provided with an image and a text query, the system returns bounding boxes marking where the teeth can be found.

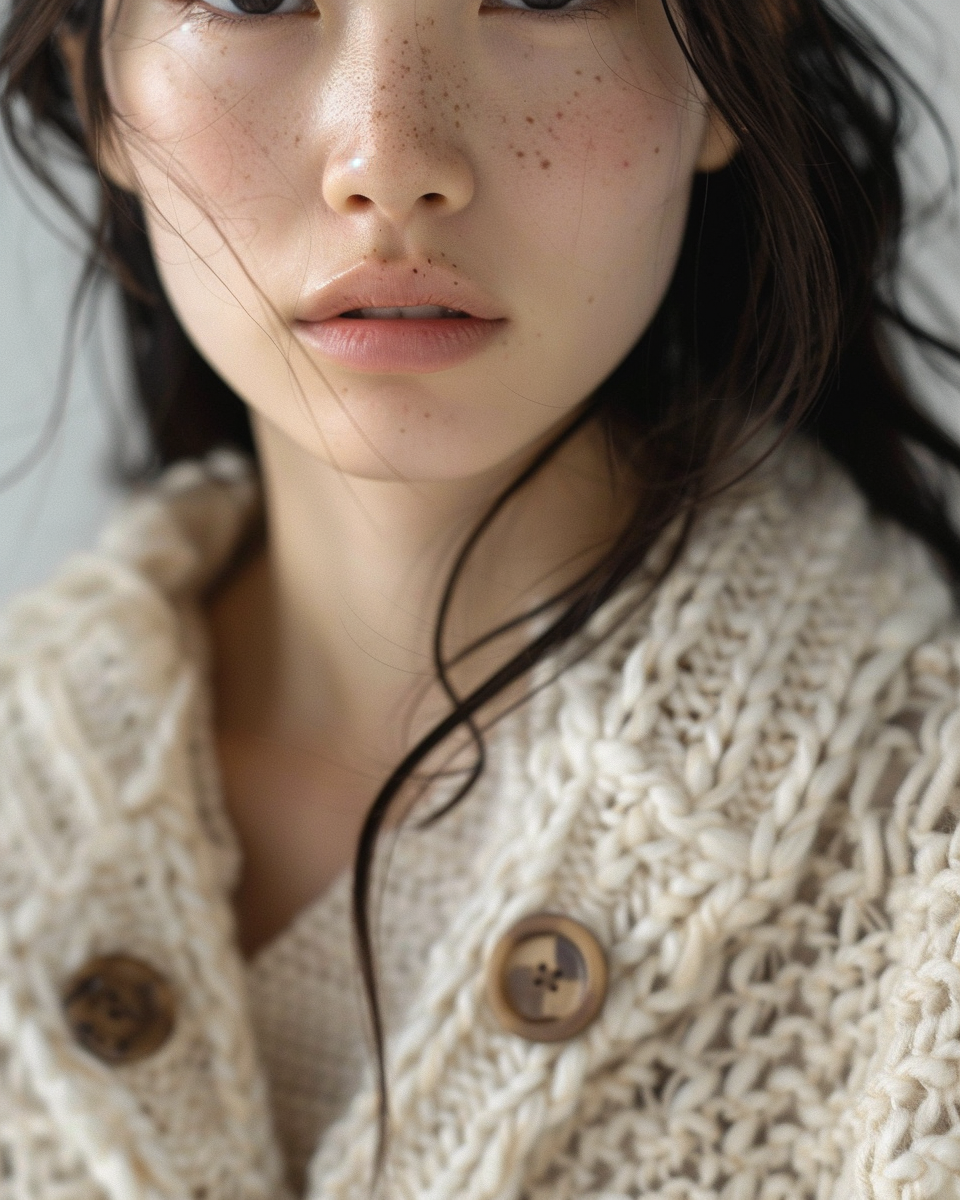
[342,305,468,319]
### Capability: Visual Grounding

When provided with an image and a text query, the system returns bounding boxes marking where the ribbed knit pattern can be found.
[247,773,498,1195]
[0,443,958,1200]
[246,874,362,1194]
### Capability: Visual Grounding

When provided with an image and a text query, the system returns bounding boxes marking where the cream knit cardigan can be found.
[1,443,960,1200]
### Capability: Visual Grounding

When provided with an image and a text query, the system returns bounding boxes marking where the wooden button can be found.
[62,955,176,1065]
[487,914,607,1042]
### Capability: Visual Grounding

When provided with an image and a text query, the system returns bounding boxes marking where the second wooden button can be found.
[487,914,607,1043]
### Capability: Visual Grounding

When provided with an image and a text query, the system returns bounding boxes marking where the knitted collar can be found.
[0,443,951,1200]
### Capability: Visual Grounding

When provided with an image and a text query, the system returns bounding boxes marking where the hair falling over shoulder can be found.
[3,0,960,1162]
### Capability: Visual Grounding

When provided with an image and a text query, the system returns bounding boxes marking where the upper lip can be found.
[295,260,505,323]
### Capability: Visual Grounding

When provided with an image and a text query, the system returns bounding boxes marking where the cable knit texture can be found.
[1,443,959,1200]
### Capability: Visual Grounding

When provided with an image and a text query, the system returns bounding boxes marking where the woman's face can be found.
[99,0,730,481]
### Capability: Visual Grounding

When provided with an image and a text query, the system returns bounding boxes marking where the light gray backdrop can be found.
[0,0,958,604]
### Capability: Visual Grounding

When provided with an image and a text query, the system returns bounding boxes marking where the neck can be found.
[210,413,623,771]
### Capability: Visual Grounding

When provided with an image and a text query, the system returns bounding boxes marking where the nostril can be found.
[422,192,444,205]
[344,194,373,212]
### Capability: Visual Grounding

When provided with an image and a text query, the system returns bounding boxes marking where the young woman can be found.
[2,0,960,1194]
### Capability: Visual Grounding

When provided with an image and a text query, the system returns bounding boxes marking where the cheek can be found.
[104,33,316,387]
[463,43,702,405]
[480,70,697,366]
[481,54,700,286]
[105,20,315,261]
[521,97,687,236]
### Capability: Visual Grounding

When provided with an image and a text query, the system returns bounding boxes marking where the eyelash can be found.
[178,4,297,29]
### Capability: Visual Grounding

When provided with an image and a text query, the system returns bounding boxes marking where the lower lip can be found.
[294,316,504,374]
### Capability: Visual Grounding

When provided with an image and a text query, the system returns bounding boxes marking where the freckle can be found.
[575,69,582,75]
[622,159,629,167]
[654,146,660,154]
[455,121,460,128]
[423,412,431,419]
[526,116,534,124]
[594,75,601,82]
[413,268,418,273]
[295,135,301,145]
[587,295,595,303]
[540,159,550,169]
[556,111,564,119]
[516,150,525,158]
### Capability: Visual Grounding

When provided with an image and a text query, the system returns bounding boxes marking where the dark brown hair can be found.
[4,0,960,1163]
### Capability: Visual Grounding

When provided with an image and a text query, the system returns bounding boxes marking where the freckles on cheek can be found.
[494,71,691,260]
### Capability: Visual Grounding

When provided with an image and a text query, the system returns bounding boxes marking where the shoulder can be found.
[0,449,258,704]
[584,439,957,783]
[0,451,257,917]
[0,449,258,665]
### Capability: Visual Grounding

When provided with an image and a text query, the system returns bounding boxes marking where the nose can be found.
[323,146,475,224]
[320,25,475,225]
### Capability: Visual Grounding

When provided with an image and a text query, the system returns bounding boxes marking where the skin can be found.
[67,0,734,953]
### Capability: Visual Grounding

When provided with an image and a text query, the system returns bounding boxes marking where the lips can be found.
[340,304,470,320]
[294,262,505,373]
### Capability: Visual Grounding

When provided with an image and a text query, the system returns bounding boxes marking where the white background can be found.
[0,0,958,604]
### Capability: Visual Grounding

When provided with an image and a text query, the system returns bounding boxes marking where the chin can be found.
[256,400,531,486]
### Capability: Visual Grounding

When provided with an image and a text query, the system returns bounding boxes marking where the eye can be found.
[202,0,314,14]
[482,0,600,13]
